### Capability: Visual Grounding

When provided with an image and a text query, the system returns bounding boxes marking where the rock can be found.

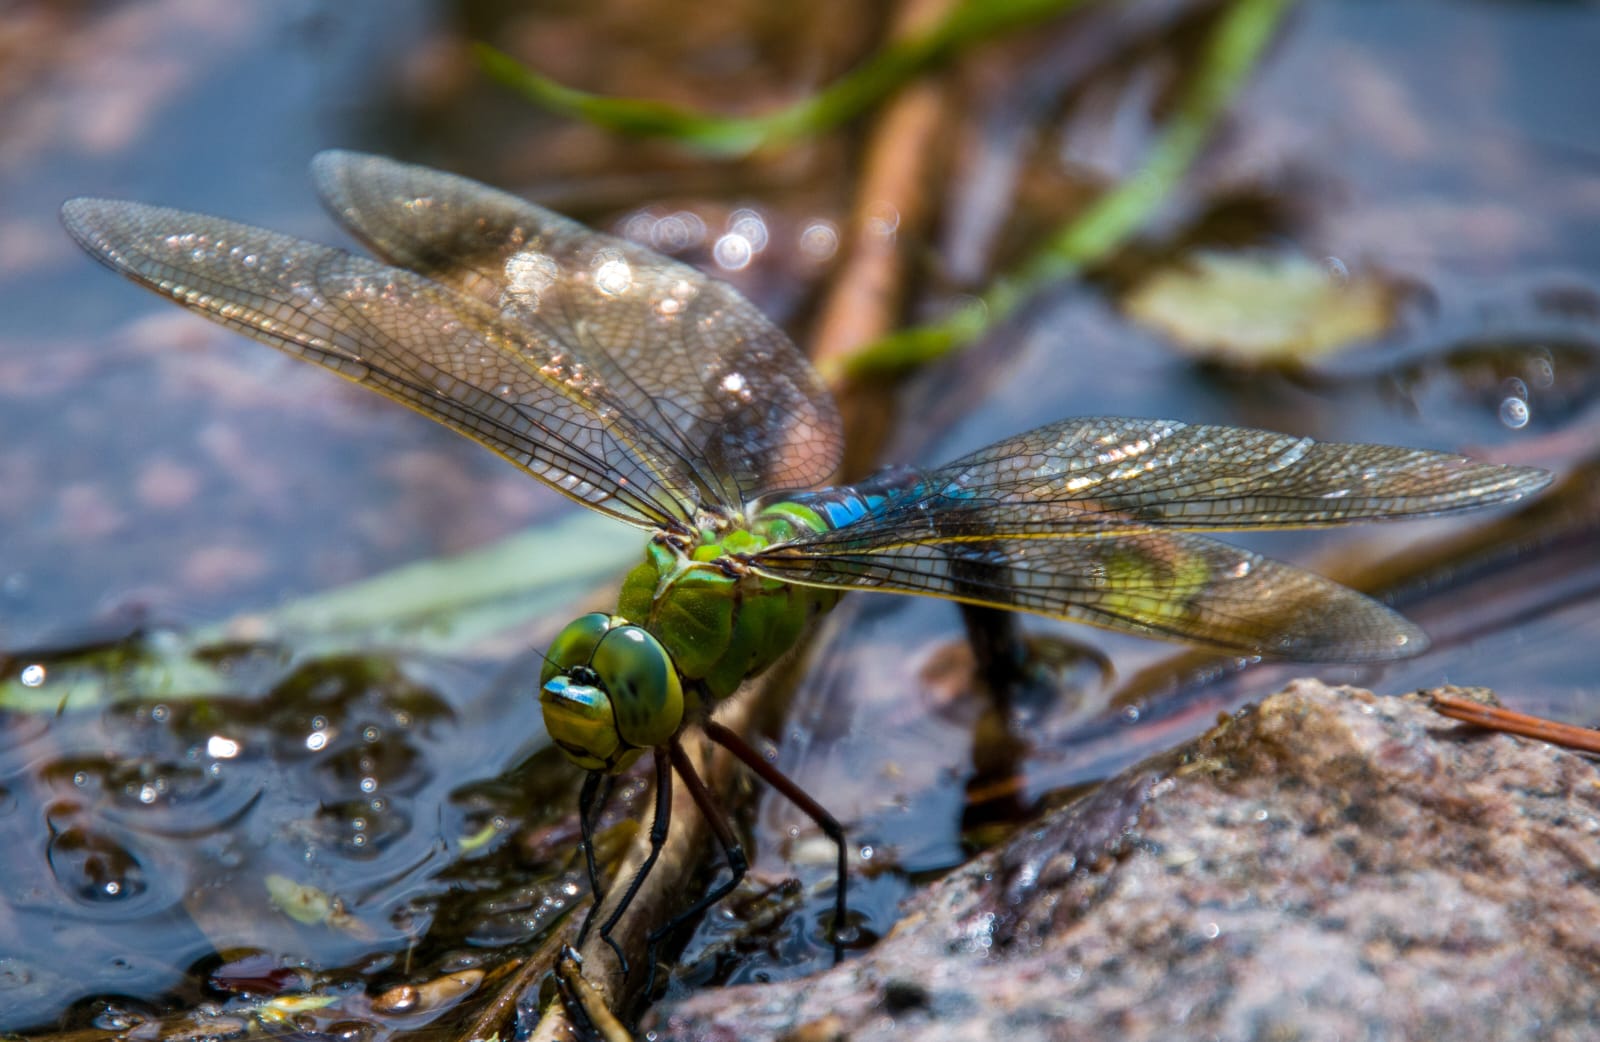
[650,680,1600,1041]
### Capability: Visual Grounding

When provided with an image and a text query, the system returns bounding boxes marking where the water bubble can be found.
[650,211,706,252]
[728,209,769,252]
[798,220,839,262]
[1528,350,1556,389]
[594,256,634,295]
[206,734,240,759]
[305,731,329,752]
[1499,397,1530,429]
[865,201,900,239]
[91,1004,147,1031]
[1321,256,1350,284]
[713,233,753,271]
[362,725,381,743]
[622,209,657,243]
[19,664,44,687]
[49,826,147,904]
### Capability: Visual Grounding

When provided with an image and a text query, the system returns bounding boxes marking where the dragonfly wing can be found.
[311,151,843,507]
[62,198,705,530]
[746,417,1549,660]
[752,528,1427,661]
[922,416,1551,530]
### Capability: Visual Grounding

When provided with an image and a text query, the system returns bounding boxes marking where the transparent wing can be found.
[749,417,1550,660]
[907,417,1553,532]
[761,528,1431,660]
[62,198,726,530]
[310,150,843,507]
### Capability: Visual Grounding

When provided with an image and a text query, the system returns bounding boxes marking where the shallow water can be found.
[0,0,1596,1033]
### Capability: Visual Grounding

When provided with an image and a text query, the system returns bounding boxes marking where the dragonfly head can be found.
[539,612,684,774]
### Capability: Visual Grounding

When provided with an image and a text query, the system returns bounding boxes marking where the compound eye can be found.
[539,673,622,772]
[588,626,684,749]
[541,612,615,688]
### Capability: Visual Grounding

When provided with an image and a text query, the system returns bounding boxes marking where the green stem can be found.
[842,0,1293,378]
[476,0,1095,156]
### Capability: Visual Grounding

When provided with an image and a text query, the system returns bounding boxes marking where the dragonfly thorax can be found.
[574,505,845,714]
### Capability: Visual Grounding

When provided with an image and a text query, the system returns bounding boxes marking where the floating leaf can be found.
[1123,251,1399,365]
[265,873,336,926]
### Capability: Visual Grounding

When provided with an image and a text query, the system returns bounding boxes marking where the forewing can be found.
[311,151,843,507]
[747,417,1549,660]
[62,198,702,529]
[922,417,1552,532]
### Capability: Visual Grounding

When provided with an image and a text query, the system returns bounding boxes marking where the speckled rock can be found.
[651,680,1600,1041]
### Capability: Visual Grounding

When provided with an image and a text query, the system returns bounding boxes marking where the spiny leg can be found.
[573,770,615,947]
[595,745,673,977]
[703,719,849,954]
[643,735,751,996]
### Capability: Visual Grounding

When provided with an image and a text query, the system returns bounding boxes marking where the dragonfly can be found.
[63,152,1550,978]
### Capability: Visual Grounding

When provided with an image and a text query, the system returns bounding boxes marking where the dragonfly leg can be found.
[702,719,849,955]
[594,746,673,977]
[643,735,750,996]
[574,771,615,947]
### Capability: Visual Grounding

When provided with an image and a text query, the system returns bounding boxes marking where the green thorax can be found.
[614,501,840,706]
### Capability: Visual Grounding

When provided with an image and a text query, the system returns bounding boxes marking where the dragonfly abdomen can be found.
[771,465,970,532]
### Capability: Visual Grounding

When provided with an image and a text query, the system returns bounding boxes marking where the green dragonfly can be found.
[63,152,1549,973]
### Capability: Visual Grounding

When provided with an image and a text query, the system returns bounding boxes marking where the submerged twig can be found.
[810,0,962,456]
[1429,690,1600,754]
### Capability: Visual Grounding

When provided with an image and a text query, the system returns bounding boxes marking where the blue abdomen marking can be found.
[781,465,979,531]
